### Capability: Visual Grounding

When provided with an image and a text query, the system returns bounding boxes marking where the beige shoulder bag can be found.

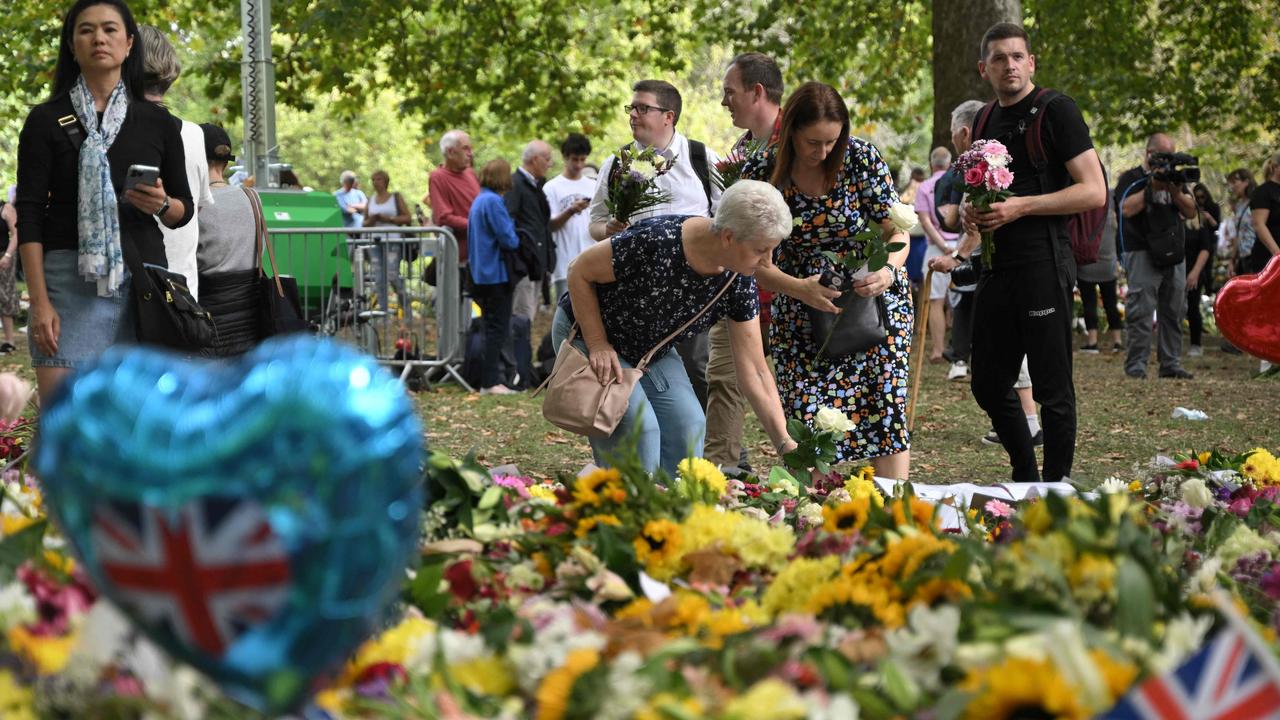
[536,274,740,438]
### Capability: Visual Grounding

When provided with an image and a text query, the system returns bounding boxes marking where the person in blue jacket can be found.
[468,158,521,395]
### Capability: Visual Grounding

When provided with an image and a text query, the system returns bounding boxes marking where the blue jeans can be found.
[551,308,705,476]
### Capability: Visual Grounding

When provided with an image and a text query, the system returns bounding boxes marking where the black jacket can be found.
[505,169,553,277]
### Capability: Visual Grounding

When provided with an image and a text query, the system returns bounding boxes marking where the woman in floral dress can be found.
[745,82,914,478]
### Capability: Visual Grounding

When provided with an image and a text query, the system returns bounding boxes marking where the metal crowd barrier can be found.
[263,225,470,390]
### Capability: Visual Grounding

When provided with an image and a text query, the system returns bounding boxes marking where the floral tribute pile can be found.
[1,437,1279,718]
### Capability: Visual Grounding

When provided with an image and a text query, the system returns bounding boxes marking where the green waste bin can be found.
[257,189,352,308]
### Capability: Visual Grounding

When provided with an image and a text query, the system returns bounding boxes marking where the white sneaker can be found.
[947,361,968,381]
[1188,345,1203,357]
[1263,361,1274,373]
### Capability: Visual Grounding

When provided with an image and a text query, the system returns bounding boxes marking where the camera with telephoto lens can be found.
[1148,151,1200,184]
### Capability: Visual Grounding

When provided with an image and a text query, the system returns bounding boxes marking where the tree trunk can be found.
[931,0,1022,151]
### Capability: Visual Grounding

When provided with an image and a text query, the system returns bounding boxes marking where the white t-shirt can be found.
[543,174,598,282]
[588,131,721,227]
[159,119,213,299]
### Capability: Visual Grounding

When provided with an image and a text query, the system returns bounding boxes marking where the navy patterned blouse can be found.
[560,215,758,365]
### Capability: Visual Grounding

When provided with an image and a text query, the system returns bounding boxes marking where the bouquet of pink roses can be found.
[954,139,1014,266]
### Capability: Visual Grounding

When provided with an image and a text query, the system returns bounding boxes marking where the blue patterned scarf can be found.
[70,76,130,297]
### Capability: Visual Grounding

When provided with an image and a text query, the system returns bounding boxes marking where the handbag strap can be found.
[241,186,286,298]
[637,272,739,370]
[532,272,739,394]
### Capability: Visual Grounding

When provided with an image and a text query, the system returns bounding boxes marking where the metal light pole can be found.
[240,0,278,187]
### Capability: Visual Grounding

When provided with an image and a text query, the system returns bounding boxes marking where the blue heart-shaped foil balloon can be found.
[34,336,425,713]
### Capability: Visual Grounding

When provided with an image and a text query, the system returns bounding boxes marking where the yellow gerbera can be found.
[880,532,954,579]
[962,657,1089,720]
[535,648,601,720]
[890,496,938,529]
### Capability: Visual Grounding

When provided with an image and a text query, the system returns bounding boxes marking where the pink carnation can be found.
[987,167,1014,191]
[984,499,1015,518]
[981,140,1009,157]
[964,167,985,186]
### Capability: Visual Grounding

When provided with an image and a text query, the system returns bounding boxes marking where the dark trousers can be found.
[472,283,514,389]
[971,258,1077,482]
[1078,279,1122,332]
[948,290,975,362]
[508,316,535,389]
[1186,289,1203,346]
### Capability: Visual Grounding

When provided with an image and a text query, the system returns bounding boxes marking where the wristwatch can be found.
[950,250,962,262]
[153,195,171,219]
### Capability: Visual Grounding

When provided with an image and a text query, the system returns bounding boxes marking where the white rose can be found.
[1180,477,1213,509]
[888,201,918,233]
[814,406,856,434]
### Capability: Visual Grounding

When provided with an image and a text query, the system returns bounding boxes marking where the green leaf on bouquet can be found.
[822,250,841,266]
[1116,557,1156,639]
[768,465,798,488]
[886,241,906,252]
[406,559,451,619]
[867,251,890,272]
[0,518,46,583]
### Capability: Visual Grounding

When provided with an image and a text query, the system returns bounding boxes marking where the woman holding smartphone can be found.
[16,0,192,402]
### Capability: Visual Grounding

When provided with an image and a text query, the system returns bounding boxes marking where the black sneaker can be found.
[1031,429,1044,447]
[1125,370,1145,379]
[1111,343,1124,354]
[981,429,1000,445]
[0,342,13,354]
[1080,344,1100,354]
[1159,368,1195,379]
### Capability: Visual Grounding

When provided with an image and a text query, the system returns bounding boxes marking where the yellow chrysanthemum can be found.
[844,467,884,509]
[0,670,37,720]
[575,513,622,538]
[701,601,769,648]
[678,457,728,497]
[527,484,558,504]
[679,505,794,572]
[1090,649,1139,701]
[1128,480,1143,493]
[723,678,807,719]
[6,626,76,676]
[962,657,1089,720]
[1241,448,1280,485]
[1068,553,1117,603]
[572,468,622,507]
[535,648,600,720]
[634,519,684,580]
[615,597,655,624]
[762,556,841,616]
[449,655,516,696]
[823,498,870,534]
[340,615,435,685]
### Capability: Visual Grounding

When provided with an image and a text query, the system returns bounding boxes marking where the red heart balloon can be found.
[1215,255,1280,363]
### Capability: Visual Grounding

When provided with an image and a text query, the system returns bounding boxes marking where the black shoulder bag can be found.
[809,271,890,360]
[57,112,216,352]
[243,187,310,336]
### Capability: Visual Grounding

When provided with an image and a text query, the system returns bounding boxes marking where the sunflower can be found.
[806,574,906,628]
[962,657,1089,720]
[575,513,623,538]
[880,532,955,579]
[911,578,973,606]
[1090,649,1139,701]
[634,519,684,579]
[823,498,870,534]
[535,648,601,720]
[572,468,622,507]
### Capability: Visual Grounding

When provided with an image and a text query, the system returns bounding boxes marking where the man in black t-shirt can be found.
[1114,133,1198,380]
[962,23,1107,483]
[1249,153,1280,273]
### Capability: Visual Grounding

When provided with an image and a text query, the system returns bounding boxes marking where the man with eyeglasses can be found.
[587,79,722,407]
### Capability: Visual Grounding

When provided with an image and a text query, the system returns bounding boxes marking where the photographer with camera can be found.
[1115,133,1198,379]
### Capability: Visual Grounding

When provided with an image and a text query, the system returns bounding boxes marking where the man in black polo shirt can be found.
[964,23,1107,483]
[1114,133,1198,380]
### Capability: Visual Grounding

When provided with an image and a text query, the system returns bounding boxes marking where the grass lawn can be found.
[7,308,1275,485]
[414,305,1276,483]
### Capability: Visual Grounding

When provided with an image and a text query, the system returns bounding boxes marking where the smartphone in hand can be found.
[124,164,160,192]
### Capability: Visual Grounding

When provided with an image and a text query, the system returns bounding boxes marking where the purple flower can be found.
[1261,564,1280,600]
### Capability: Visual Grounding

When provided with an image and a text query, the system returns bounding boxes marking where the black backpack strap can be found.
[688,139,713,215]
[1024,87,1060,172]
[57,114,86,151]
[972,100,998,140]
